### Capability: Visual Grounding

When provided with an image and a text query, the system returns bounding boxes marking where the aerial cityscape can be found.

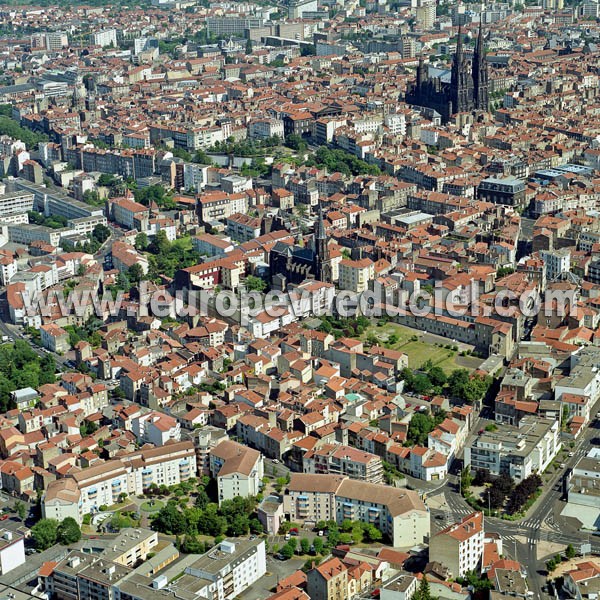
[0,1,598,600]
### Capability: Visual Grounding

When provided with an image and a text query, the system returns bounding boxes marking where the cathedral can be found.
[405,23,489,123]
[269,205,333,290]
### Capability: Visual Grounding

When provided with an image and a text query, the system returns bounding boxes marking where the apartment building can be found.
[0,530,25,575]
[43,441,197,520]
[90,28,117,47]
[0,191,34,218]
[338,258,375,293]
[111,198,149,230]
[131,411,181,447]
[40,323,70,353]
[181,539,266,600]
[284,473,430,547]
[303,444,384,484]
[209,440,264,505]
[429,512,484,577]
[465,416,560,482]
[307,557,349,600]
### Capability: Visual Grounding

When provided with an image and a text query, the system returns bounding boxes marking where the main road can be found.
[427,421,600,598]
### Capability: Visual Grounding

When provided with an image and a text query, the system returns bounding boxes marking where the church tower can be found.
[449,25,475,116]
[314,204,332,283]
[472,21,489,111]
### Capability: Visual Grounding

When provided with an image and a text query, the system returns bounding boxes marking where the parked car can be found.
[0,515,8,521]
[284,533,291,541]
[289,527,299,533]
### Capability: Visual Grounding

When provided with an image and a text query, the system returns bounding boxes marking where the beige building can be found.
[284,473,430,548]
[42,478,82,523]
[429,512,484,577]
[209,440,264,505]
[338,258,374,293]
[307,557,349,600]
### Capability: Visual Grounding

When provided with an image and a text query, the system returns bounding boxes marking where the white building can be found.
[429,512,484,578]
[183,539,267,600]
[0,530,25,575]
[131,411,181,447]
[466,416,560,483]
[66,441,196,517]
[248,119,284,141]
[541,248,571,282]
[90,28,117,47]
[209,440,264,505]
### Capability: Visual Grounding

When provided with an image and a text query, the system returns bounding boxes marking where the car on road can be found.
[568,452,574,457]
[272,459,279,464]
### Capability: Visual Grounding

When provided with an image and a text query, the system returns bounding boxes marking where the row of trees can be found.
[306,147,381,177]
[0,115,48,149]
[506,473,542,514]
[0,340,55,412]
[401,364,492,404]
[32,517,81,550]
[406,410,446,446]
[143,231,201,280]
[134,185,176,210]
[463,468,542,515]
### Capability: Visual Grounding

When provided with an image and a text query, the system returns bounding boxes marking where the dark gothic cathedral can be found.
[269,205,332,290]
[406,23,489,123]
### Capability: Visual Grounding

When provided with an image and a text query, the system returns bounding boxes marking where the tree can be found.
[566,544,576,559]
[182,533,205,554]
[313,537,324,555]
[413,575,432,600]
[249,518,263,534]
[13,500,26,520]
[226,514,250,537]
[195,488,210,509]
[300,538,310,554]
[32,518,59,550]
[407,412,437,446]
[245,38,253,54]
[362,523,382,542]
[151,503,188,535]
[460,467,473,496]
[244,275,267,293]
[57,517,82,545]
[280,543,295,559]
[428,366,447,387]
[284,134,308,152]
[128,263,145,285]
[135,232,149,251]
[92,224,111,244]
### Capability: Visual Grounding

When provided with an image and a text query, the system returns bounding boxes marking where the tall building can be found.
[429,512,484,577]
[406,24,489,123]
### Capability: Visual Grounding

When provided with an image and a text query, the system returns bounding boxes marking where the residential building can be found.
[465,416,560,482]
[0,530,25,575]
[429,512,484,577]
[209,440,264,505]
[283,473,430,547]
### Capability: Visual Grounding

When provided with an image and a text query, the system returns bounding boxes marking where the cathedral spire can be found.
[316,203,326,241]
[472,19,489,111]
[455,23,463,60]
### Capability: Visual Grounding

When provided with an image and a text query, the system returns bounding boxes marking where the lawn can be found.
[140,499,165,513]
[361,322,477,374]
